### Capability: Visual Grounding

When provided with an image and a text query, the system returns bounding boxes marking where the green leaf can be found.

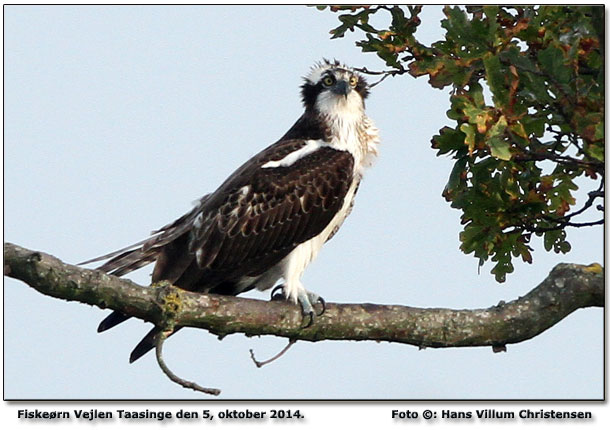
[483,54,509,107]
[483,6,499,35]
[432,126,467,156]
[488,138,511,161]
[470,83,486,107]
[594,122,604,141]
[543,230,556,252]
[538,43,571,84]
[487,116,511,160]
[586,144,604,162]
[557,240,571,253]
[444,157,468,198]
[487,115,507,138]
[390,5,407,30]
[522,116,546,137]
[491,259,514,283]
[460,123,476,155]
[464,104,492,133]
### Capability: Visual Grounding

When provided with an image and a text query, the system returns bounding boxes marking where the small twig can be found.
[353,66,409,88]
[518,218,604,234]
[368,72,393,88]
[155,329,221,396]
[249,339,297,368]
[353,66,389,75]
[563,219,604,228]
[514,151,603,169]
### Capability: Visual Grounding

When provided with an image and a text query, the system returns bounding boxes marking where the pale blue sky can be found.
[4,5,603,399]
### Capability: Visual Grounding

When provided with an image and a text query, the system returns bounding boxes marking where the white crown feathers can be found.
[304,59,354,84]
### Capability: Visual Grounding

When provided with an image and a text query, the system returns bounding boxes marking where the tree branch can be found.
[4,242,604,350]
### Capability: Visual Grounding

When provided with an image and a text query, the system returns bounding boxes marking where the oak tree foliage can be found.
[320,5,604,281]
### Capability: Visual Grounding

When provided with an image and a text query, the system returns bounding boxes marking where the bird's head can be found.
[301,59,369,117]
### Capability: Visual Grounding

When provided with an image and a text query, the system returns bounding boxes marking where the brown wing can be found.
[175,142,355,290]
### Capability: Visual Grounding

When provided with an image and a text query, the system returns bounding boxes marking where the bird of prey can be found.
[83,60,380,363]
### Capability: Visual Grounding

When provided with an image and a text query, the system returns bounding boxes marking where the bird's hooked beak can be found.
[331,79,351,98]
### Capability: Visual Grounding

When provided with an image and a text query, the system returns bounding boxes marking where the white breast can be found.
[315,91,380,176]
[277,177,360,302]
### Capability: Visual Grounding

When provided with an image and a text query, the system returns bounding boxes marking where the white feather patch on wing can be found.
[261,140,328,169]
[193,213,204,229]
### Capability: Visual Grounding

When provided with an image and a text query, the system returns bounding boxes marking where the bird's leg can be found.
[269,284,326,327]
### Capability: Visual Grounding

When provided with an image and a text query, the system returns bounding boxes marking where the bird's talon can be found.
[302,311,315,329]
[316,296,326,316]
[270,285,286,301]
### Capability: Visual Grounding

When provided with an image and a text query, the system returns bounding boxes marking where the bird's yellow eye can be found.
[322,76,335,86]
[349,76,358,87]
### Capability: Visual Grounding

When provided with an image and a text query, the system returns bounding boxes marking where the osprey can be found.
[84,60,380,363]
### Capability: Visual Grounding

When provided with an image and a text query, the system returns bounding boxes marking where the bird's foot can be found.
[298,289,326,328]
[270,285,326,328]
